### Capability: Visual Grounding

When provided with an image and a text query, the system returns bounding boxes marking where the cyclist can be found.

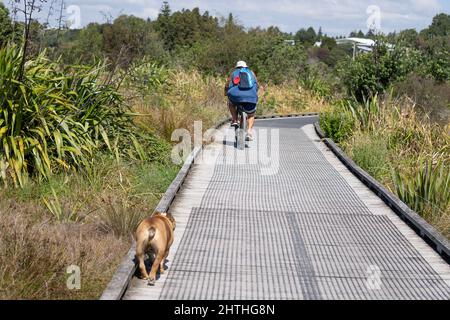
[225,61,259,141]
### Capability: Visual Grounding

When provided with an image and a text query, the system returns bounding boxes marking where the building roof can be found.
[336,37,394,52]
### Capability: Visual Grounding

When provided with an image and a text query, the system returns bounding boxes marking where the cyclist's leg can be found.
[228,100,238,125]
[247,113,255,134]
[242,103,257,136]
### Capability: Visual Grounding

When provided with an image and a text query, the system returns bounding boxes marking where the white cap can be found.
[236,61,248,68]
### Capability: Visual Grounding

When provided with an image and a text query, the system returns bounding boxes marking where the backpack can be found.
[230,68,255,90]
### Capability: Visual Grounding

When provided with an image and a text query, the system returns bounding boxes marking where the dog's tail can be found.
[148,227,156,240]
[136,226,156,259]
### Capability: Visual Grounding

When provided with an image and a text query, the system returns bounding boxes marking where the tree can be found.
[398,29,418,46]
[186,16,246,74]
[338,43,420,101]
[295,27,316,45]
[160,1,171,17]
[73,22,104,63]
[154,4,219,51]
[417,14,450,81]
[349,30,365,38]
[226,13,234,26]
[0,3,14,47]
[421,13,450,38]
[263,43,308,84]
[155,1,174,50]
[318,27,323,40]
[321,36,337,50]
[14,0,47,79]
[366,29,377,39]
[326,46,351,67]
[266,26,283,36]
[102,15,164,68]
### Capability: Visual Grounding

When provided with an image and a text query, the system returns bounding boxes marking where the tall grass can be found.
[392,160,450,222]
[128,68,227,141]
[259,81,331,115]
[321,95,450,237]
[319,104,355,143]
[350,135,390,181]
[0,202,130,299]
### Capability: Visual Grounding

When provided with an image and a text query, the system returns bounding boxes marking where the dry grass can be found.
[0,198,130,299]
[259,81,332,115]
[394,74,450,124]
[0,158,178,299]
[129,69,227,140]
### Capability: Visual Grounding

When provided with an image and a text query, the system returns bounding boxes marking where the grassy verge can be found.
[0,158,178,299]
[320,95,449,238]
[258,81,331,115]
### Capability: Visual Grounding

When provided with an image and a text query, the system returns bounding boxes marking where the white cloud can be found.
[410,0,442,13]
[28,0,449,35]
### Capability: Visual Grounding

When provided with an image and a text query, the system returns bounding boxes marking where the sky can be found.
[4,0,450,36]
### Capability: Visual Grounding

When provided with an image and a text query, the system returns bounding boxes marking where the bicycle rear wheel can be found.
[237,112,247,150]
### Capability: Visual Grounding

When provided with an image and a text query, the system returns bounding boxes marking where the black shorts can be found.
[229,101,257,114]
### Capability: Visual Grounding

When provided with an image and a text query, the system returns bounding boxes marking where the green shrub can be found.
[337,41,420,102]
[350,135,389,180]
[257,43,308,84]
[319,107,355,143]
[301,74,331,99]
[339,95,386,131]
[392,160,449,227]
[124,59,169,98]
[0,45,164,187]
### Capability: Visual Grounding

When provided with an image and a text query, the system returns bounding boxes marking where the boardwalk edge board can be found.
[99,113,319,300]
[314,122,450,264]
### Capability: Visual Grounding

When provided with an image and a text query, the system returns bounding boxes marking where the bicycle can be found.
[234,104,248,150]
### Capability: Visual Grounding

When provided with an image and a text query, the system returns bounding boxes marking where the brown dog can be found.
[135,212,176,285]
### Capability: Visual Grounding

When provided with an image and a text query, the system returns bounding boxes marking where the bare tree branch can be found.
[45,0,57,27]
[56,0,65,44]
[16,0,47,80]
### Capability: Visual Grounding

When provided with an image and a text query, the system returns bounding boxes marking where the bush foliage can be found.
[0,45,168,187]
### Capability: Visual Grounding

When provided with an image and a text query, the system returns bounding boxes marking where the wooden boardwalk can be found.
[123,117,450,300]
